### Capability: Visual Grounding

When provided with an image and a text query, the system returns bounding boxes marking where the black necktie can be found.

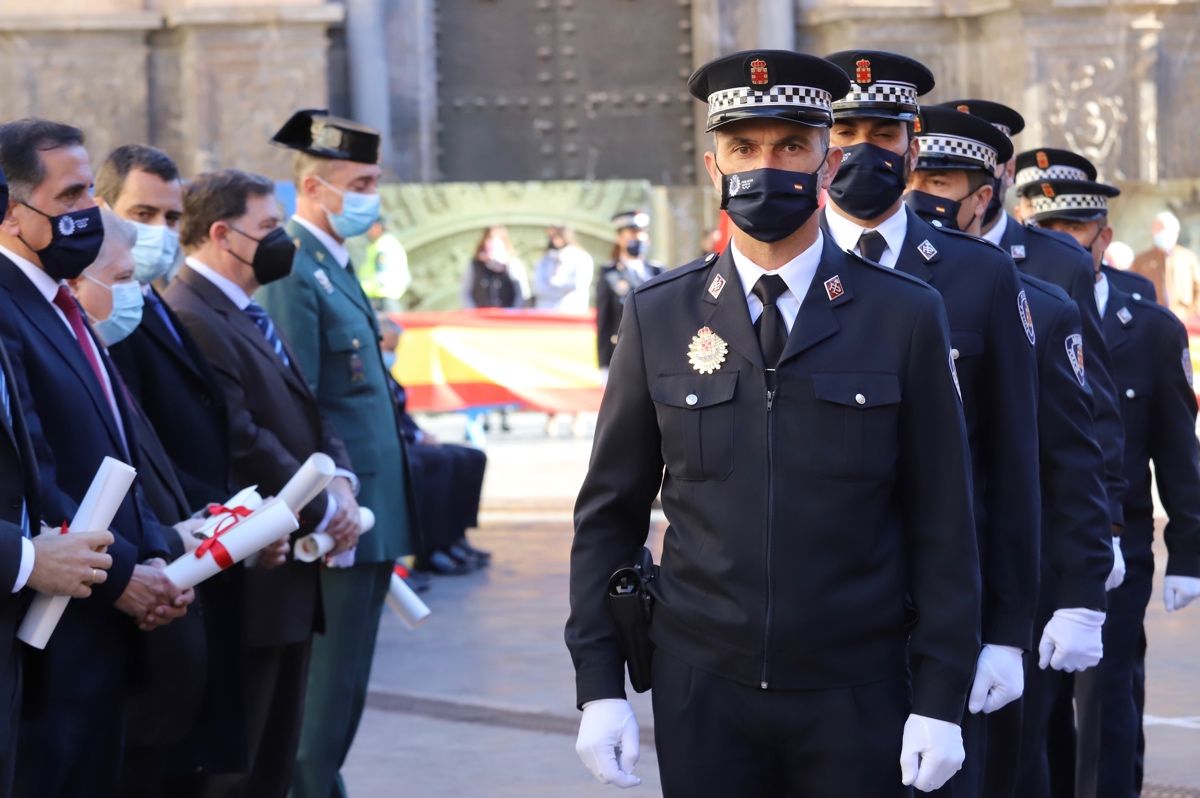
[751,275,789,368]
[857,230,887,263]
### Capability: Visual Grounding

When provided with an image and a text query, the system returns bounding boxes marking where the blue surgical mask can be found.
[85,276,144,346]
[318,178,381,239]
[382,351,397,370]
[130,222,180,285]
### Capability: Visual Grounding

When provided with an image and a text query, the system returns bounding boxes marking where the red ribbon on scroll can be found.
[195,505,252,570]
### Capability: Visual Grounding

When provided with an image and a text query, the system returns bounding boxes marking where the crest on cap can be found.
[1041,183,1056,198]
[854,58,872,85]
[913,116,922,134]
[749,58,769,86]
[1036,151,1050,170]
[956,104,970,113]
[1066,333,1086,387]
[1018,290,1036,346]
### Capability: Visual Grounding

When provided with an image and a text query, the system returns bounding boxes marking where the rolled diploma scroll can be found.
[387,572,431,630]
[277,453,337,514]
[294,506,376,563]
[18,457,138,649]
[163,499,299,590]
[196,486,263,539]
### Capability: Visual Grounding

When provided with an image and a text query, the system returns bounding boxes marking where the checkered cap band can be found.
[918,133,998,170]
[1015,165,1090,188]
[992,123,1012,137]
[1030,192,1109,216]
[833,81,920,111]
[707,84,834,119]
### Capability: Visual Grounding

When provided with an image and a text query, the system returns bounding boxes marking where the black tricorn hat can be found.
[271,109,380,164]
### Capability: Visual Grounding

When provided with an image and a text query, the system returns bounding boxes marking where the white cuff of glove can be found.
[1038,607,1105,672]
[1106,537,1126,591]
[577,698,642,788]
[900,713,965,792]
[1164,575,1200,613]
[967,644,1024,714]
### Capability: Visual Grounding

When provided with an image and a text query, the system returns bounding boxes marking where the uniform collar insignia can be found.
[313,268,336,295]
[917,239,938,262]
[1116,306,1132,325]
[708,273,726,299]
[824,274,845,301]
[1010,244,1026,260]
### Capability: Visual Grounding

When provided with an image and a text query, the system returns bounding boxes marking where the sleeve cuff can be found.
[314,493,339,535]
[1166,554,1200,578]
[12,537,34,593]
[334,468,360,496]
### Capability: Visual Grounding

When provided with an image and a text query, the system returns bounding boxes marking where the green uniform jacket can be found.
[257,219,411,562]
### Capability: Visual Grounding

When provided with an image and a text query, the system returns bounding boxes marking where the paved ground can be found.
[342,412,1200,796]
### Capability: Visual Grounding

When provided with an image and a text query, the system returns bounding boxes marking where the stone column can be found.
[384,0,438,182]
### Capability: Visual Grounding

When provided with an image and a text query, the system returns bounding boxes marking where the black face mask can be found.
[905,190,965,231]
[827,142,909,220]
[229,226,296,286]
[982,174,1005,228]
[20,203,105,281]
[719,162,823,243]
[625,239,647,258]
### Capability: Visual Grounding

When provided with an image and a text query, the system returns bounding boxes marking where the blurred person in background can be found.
[1103,239,1157,302]
[594,210,662,369]
[462,225,529,309]
[1133,210,1200,323]
[534,225,593,437]
[362,217,411,312]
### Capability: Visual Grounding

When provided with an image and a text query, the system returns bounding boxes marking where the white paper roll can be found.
[292,506,376,563]
[386,572,431,630]
[18,457,138,649]
[276,453,336,513]
[163,499,299,590]
[195,486,263,539]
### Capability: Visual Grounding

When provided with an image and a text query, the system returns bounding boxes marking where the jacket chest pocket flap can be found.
[810,371,902,477]
[651,371,738,481]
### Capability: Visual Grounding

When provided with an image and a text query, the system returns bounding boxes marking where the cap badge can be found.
[1010,245,1026,260]
[749,58,769,86]
[855,58,872,85]
[1041,183,1055,198]
[1066,333,1086,387]
[956,104,970,114]
[1018,289,1036,346]
[918,239,938,261]
[1116,306,1132,325]
[688,327,729,375]
[708,273,726,299]
[913,116,923,134]
[824,275,845,301]
[1036,151,1050,169]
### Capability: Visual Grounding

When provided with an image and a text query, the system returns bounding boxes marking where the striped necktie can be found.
[243,302,291,368]
[0,362,31,538]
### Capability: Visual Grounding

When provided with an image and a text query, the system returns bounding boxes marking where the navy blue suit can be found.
[0,255,171,798]
[1074,283,1200,798]
[1000,215,1127,529]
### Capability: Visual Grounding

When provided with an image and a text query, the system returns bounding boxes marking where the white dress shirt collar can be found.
[982,211,1009,247]
[729,234,823,333]
[824,203,908,269]
[1094,272,1109,318]
[186,256,253,310]
[292,215,350,269]
[0,245,61,303]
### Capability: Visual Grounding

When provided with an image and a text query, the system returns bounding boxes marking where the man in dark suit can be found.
[0,118,192,797]
[821,57,1040,796]
[1029,176,1200,798]
[165,168,359,798]
[594,210,664,368]
[568,51,981,796]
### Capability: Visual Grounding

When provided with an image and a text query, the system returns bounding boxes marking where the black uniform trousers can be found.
[408,442,486,557]
[652,648,913,798]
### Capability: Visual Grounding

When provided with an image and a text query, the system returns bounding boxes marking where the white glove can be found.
[1037,608,1105,672]
[1106,537,1126,591]
[967,644,1024,714]
[900,713,966,792]
[576,698,642,788]
[1164,575,1200,612]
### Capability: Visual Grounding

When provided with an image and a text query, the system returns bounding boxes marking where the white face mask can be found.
[130,221,180,285]
[83,276,144,346]
[1152,229,1178,253]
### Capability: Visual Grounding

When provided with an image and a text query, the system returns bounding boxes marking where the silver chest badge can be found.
[688,327,728,375]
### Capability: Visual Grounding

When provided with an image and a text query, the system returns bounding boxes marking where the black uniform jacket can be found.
[892,209,1041,649]
[1103,284,1200,576]
[595,259,665,368]
[1102,265,1156,303]
[568,234,981,724]
[1020,275,1111,612]
[1000,215,1127,527]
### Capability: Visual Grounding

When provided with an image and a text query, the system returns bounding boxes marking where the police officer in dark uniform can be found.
[567,49,981,796]
[820,56,1041,797]
[1024,175,1200,798]
[953,101,1129,572]
[594,210,663,368]
[906,113,1115,797]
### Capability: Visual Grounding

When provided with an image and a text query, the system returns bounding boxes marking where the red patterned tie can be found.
[51,285,112,401]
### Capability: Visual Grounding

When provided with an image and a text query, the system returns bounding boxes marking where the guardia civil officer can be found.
[566,50,981,796]
[819,56,1040,795]
[594,210,663,368]
[951,100,1129,569]
[1023,176,1200,798]
[907,112,1114,798]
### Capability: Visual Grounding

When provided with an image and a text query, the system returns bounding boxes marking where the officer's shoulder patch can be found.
[1184,348,1194,388]
[1065,333,1086,387]
[1018,289,1036,346]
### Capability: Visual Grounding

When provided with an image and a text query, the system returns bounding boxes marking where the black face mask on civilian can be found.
[716,156,824,244]
[19,203,105,281]
[228,226,297,286]
[625,239,647,258]
[827,142,909,220]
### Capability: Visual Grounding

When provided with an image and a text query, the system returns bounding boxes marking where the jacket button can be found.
[352,338,361,349]
[685,393,698,406]
[855,393,866,405]
[1125,388,1135,399]
[951,348,960,360]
